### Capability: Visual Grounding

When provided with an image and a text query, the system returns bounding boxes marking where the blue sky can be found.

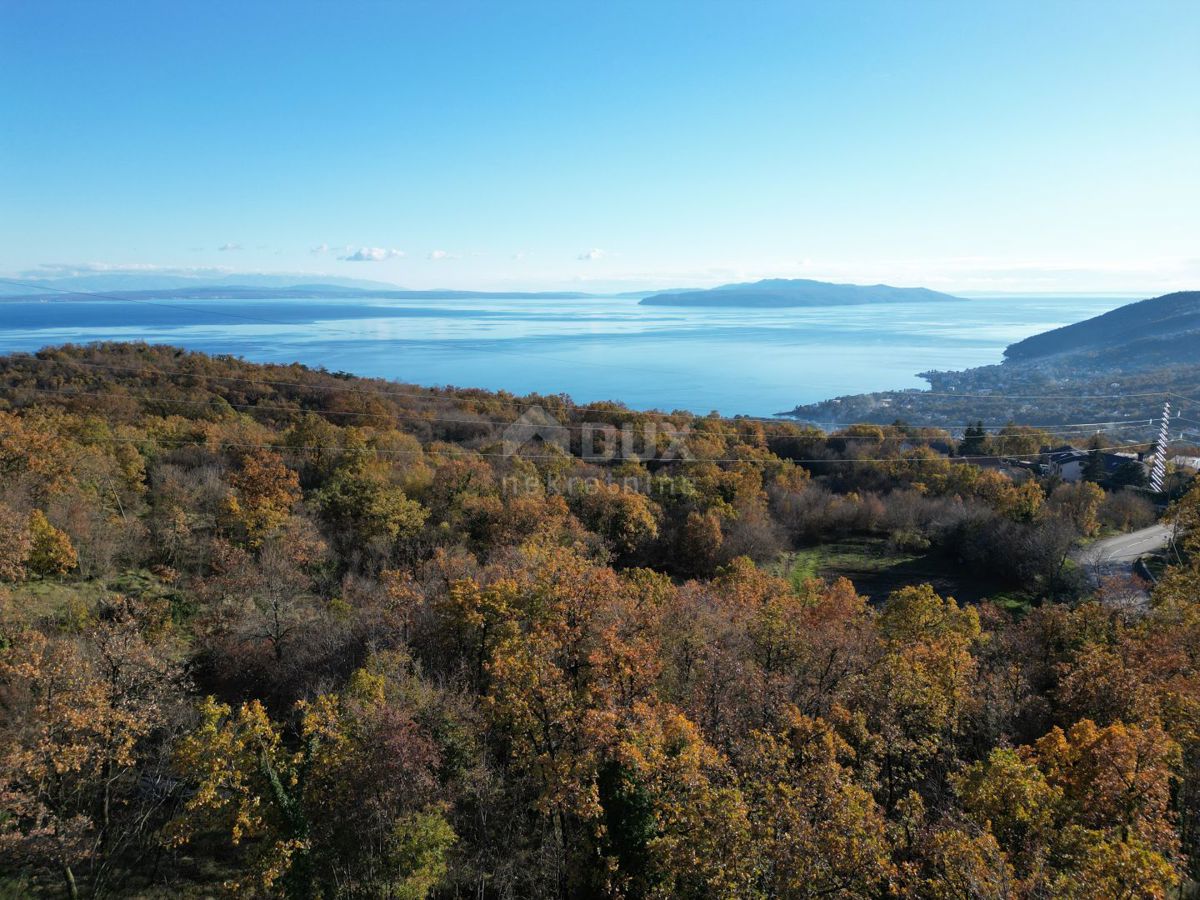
[2,0,1197,293]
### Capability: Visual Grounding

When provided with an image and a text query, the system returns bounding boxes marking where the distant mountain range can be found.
[0,281,595,302]
[784,290,1200,430]
[3,273,967,307]
[640,278,963,307]
[0,272,404,296]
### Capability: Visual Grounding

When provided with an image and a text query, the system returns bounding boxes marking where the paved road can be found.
[1075,524,1174,605]
[1077,523,1173,573]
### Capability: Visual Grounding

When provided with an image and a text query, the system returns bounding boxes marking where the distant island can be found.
[0,271,613,301]
[784,290,1200,429]
[3,273,966,307]
[640,277,963,307]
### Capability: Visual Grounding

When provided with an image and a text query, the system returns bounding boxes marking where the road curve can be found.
[1075,522,1173,584]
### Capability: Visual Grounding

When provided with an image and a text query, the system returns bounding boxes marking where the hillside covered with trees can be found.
[1,343,1198,898]
[785,291,1200,429]
[1004,291,1200,362]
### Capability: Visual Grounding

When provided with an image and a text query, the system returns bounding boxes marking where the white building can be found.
[1171,455,1200,473]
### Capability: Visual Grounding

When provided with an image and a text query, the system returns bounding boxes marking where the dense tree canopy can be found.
[0,343,1196,898]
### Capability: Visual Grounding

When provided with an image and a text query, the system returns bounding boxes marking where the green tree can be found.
[1109,459,1149,489]
[958,422,988,456]
[26,509,77,577]
[570,482,660,557]
[172,679,455,900]
[316,460,429,563]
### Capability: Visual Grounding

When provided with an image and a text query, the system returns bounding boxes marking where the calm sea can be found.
[0,294,1133,416]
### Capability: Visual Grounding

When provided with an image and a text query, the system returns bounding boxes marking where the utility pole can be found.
[1148,400,1170,493]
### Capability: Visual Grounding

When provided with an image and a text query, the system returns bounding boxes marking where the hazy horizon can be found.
[0,291,1134,416]
[0,269,1174,301]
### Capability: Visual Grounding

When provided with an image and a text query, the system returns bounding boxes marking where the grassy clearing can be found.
[5,578,112,623]
[773,536,1017,606]
[987,591,1035,615]
[775,538,923,593]
[4,569,189,627]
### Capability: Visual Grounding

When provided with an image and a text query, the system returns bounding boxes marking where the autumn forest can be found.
[1,342,1199,899]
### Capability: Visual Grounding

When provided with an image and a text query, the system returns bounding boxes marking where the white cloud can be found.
[339,247,406,262]
[577,248,606,261]
[310,243,330,255]
[427,249,457,260]
[217,242,242,252]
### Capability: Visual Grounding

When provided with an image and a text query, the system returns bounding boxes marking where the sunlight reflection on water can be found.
[0,294,1132,415]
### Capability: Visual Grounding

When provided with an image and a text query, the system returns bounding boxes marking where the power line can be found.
[0,352,1177,436]
[1,383,542,430]
[6,347,733,422]
[0,381,1167,446]
[0,428,1161,466]
[5,353,534,408]
[826,387,1169,401]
